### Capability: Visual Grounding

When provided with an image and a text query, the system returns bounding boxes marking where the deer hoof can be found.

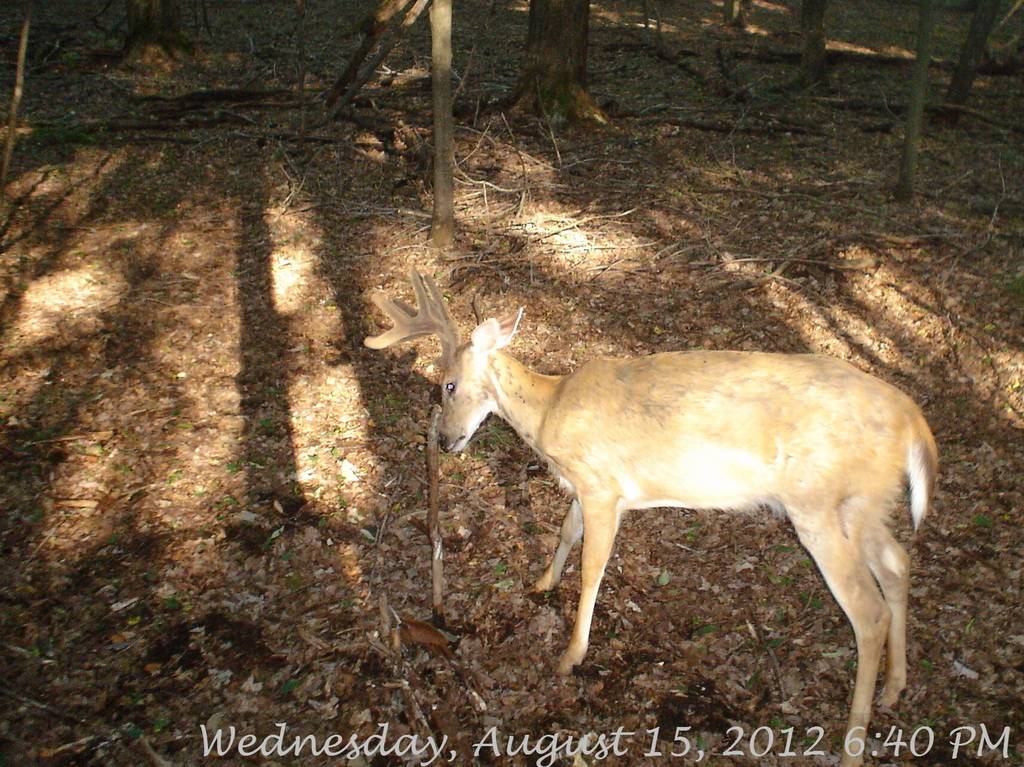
[532,573,555,593]
[556,653,578,676]
[879,683,904,708]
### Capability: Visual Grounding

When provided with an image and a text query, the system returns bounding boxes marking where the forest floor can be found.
[1,0,1022,765]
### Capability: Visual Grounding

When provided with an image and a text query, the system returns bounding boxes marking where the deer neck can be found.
[487,351,561,451]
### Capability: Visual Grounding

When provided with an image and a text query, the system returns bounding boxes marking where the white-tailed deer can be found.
[365,271,938,767]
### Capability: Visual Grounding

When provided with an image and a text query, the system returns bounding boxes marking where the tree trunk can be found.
[124,0,190,63]
[429,0,455,249]
[946,0,1001,105]
[724,0,750,28]
[514,0,605,125]
[799,0,828,85]
[2,0,31,212]
[896,0,936,201]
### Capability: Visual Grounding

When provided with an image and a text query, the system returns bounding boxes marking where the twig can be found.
[42,735,100,758]
[533,207,637,241]
[534,82,562,167]
[745,619,788,713]
[27,430,113,445]
[499,112,529,221]
[0,686,88,724]
[691,255,873,272]
[453,0,495,104]
[140,736,176,767]
[379,593,392,638]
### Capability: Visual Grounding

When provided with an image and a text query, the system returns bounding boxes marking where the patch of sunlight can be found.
[740,23,774,37]
[592,6,625,24]
[335,542,366,590]
[3,262,126,351]
[267,209,330,318]
[628,13,684,34]
[287,365,371,504]
[753,0,790,13]
[554,225,594,252]
[521,207,649,267]
[828,39,913,59]
[776,263,931,379]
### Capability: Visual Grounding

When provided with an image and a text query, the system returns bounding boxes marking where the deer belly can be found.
[614,445,776,512]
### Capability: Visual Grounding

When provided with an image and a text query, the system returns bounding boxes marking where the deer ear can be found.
[470,308,523,352]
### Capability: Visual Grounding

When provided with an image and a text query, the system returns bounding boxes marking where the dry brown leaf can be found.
[399,617,454,658]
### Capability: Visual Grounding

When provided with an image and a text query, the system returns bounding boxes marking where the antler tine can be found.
[364,271,460,365]
[411,271,459,361]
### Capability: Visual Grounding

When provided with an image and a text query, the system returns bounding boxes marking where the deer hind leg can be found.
[557,495,618,676]
[864,523,910,706]
[534,499,583,592]
[793,517,890,767]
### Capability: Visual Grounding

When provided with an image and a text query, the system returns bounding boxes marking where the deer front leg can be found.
[557,496,619,676]
[534,499,583,592]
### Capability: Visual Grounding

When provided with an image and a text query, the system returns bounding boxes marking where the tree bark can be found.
[514,0,605,124]
[2,0,31,212]
[124,0,190,63]
[429,0,455,249]
[799,0,828,85]
[724,0,751,28]
[896,0,936,201]
[946,0,1001,105]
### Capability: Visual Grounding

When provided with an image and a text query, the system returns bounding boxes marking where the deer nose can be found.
[440,433,464,453]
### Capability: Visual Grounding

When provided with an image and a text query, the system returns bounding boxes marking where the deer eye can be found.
[445,381,456,395]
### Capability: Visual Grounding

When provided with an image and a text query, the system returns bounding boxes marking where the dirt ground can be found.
[1,0,1022,765]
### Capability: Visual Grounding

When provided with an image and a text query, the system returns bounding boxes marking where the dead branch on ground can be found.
[813,96,1024,134]
[641,115,821,135]
[325,0,431,110]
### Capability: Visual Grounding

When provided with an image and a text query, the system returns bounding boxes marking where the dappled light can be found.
[3,261,126,351]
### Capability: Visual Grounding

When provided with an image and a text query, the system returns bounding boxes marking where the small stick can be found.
[0,686,87,724]
[140,736,176,767]
[379,592,392,637]
[427,405,445,625]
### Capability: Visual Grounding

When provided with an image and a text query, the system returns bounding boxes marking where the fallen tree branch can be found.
[732,43,945,69]
[812,96,1024,133]
[35,114,250,132]
[643,115,821,135]
[136,88,292,104]
[931,101,1023,133]
[328,0,432,112]
[325,0,415,107]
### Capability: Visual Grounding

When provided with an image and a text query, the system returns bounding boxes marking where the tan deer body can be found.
[365,273,938,767]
